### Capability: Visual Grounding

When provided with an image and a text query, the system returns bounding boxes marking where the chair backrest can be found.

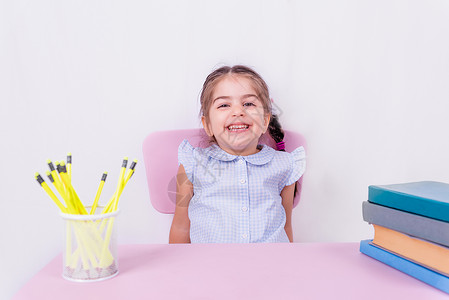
[143,128,306,214]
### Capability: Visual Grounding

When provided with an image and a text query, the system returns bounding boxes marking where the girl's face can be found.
[202,75,270,156]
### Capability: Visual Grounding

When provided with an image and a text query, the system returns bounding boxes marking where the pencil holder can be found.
[60,207,119,282]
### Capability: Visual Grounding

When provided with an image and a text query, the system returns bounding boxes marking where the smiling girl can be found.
[169,65,306,243]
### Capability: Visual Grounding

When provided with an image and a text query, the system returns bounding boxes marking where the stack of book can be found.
[360,181,449,294]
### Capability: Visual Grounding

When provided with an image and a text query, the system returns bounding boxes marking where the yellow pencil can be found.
[35,173,67,212]
[45,170,53,182]
[59,161,88,215]
[67,152,72,181]
[101,193,114,214]
[45,170,70,210]
[99,158,130,265]
[102,158,136,214]
[49,160,77,214]
[99,217,116,268]
[90,172,107,215]
[47,160,66,198]
[112,157,128,212]
[123,159,137,185]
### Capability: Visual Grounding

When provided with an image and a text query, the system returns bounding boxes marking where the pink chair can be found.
[143,128,306,214]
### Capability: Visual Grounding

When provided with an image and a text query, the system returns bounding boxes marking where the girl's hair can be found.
[200,65,286,151]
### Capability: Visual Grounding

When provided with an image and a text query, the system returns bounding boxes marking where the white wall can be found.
[1,0,449,298]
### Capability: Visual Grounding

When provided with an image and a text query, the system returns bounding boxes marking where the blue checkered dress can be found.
[178,139,306,243]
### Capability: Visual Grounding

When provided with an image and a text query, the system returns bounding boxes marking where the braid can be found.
[268,114,285,151]
[268,113,298,197]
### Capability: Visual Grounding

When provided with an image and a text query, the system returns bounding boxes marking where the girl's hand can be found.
[281,183,296,242]
[169,164,193,243]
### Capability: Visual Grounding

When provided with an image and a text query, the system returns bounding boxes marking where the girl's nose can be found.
[232,104,245,117]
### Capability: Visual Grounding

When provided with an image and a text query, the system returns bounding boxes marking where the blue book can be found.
[368,181,449,222]
[359,239,449,294]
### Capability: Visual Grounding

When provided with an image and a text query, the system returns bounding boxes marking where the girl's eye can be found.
[243,102,255,107]
[217,103,230,109]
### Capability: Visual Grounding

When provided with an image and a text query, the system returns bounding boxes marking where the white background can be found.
[1,0,449,298]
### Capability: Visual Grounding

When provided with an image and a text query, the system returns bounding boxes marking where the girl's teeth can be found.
[228,125,248,131]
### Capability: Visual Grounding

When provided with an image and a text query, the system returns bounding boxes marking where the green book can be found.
[368,181,449,223]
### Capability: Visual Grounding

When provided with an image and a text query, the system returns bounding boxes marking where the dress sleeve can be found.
[285,146,306,186]
[178,139,195,183]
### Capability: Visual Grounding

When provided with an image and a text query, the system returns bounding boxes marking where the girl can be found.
[169,65,305,243]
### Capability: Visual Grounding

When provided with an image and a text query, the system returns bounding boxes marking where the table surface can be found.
[13,242,448,300]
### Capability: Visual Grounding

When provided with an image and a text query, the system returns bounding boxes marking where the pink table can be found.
[13,243,448,299]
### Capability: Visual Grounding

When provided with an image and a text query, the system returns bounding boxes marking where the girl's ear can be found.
[202,116,213,137]
[262,113,271,134]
